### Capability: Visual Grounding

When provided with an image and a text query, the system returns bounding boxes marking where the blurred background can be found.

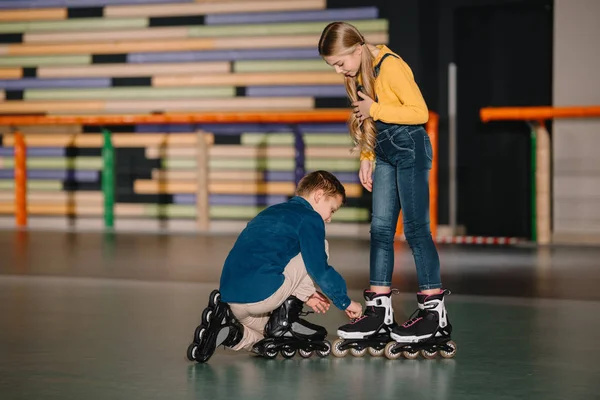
[0,0,597,245]
[1,2,600,400]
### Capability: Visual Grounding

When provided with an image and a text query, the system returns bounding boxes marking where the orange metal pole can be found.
[428,112,439,239]
[14,131,27,228]
[395,112,439,239]
[480,105,600,122]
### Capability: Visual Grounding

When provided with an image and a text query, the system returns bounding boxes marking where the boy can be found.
[187,170,363,362]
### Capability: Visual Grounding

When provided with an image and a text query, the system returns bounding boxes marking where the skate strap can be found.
[365,298,391,308]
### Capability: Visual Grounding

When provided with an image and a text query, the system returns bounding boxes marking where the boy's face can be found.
[309,190,343,223]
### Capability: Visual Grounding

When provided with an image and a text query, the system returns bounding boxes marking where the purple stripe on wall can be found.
[0,78,110,90]
[263,171,358,184]
[0,169,98,181]
[206,7,379,25]
[129,48,318,64]
[0,147,65,157]
[298,124,349,133]
[245,85,346,98]
[135,123,349,134]
[0,0,182,9]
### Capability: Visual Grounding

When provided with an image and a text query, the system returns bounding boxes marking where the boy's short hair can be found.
[296,170,347,204]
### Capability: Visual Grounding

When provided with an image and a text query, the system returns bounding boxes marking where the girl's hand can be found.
[352,91,375,122]
[359,159,373,192]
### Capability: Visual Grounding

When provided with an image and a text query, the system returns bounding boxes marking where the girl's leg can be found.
[369,156,401,293]
[391,127,451,345]
[395,127,441,293]
[335,155,399,342]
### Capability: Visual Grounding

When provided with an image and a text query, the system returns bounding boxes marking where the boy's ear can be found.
[313,189,324,203]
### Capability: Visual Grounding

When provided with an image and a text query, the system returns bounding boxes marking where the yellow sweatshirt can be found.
[359,45,429,161]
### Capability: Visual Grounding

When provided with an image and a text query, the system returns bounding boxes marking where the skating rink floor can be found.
[1,230,599,400]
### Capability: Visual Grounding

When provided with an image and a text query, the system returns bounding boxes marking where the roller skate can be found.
[252,295,331,359]
[186,289,244,363]
[384,289,457,360]
[331,290,397,358]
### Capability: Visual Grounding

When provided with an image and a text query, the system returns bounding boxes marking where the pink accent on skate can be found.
[366,290,391,295]
[402,317,422,328]
[351,315,367,324]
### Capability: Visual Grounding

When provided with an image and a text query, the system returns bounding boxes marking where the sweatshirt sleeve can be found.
[298,213,351,310]
[369,58,429,125]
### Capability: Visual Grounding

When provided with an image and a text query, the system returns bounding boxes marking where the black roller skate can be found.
[331,290,397,358]
[186,289,244,363]
[252,295,331,359]
[384,289,457,360]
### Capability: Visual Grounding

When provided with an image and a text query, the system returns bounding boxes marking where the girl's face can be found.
[323,45,362,78]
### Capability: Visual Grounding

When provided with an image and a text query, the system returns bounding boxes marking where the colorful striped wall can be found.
[0,0,389,229]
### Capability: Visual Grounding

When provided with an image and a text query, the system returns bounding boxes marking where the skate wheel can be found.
[208,290,221,308]
[317,340,331,357]
[368,347,385,357]
[402,347,419,360]
[420,349,437,359]
[194,326,206,343]
[281,346,296,359]
[201,308,213,325]
[350,347,368,357]
[186,343,198,361]
[263,342,278,359]
[384,342,402,360]
[299,349,313,358]
[440,340,457,359]
[331,338,348,357]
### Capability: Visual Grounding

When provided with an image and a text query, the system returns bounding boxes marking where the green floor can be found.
[1,231,599,400]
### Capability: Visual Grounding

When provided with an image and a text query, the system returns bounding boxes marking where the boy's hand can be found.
[345,301,363,319]
[306,291,331,314]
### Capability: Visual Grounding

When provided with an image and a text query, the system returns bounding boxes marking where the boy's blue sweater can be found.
[219,196,351,310]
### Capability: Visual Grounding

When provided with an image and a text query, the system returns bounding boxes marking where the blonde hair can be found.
[318,21,377,155]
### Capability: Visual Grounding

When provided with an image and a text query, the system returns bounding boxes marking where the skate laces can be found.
[402,308,426,328]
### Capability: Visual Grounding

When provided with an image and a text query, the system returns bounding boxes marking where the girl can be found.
[318,22,452,352]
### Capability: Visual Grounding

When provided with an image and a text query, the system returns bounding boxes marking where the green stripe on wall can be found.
[241,134,295,146]
[0,18,147,34]
[145,204,195,218]
[0,55,90,67]
[235,60,332,73]
[189,19,387,38]
[0,157,102,169]
[0,180,62,190]
[306,159,359,171]
[162,158,359,171]
[241,134,353,146]
[141,205,367,221]
[25,87,236,100]
[305,134,353,146]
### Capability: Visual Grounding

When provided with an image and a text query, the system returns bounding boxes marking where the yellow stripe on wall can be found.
[0,8,66,23]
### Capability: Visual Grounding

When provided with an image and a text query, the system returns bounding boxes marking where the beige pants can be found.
[229,241,329,351]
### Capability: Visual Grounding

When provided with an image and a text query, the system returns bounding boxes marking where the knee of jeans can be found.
[403,220,431,240]
[370,216,396,244]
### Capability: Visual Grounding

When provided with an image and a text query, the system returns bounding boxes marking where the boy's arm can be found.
[298,214,351,310]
